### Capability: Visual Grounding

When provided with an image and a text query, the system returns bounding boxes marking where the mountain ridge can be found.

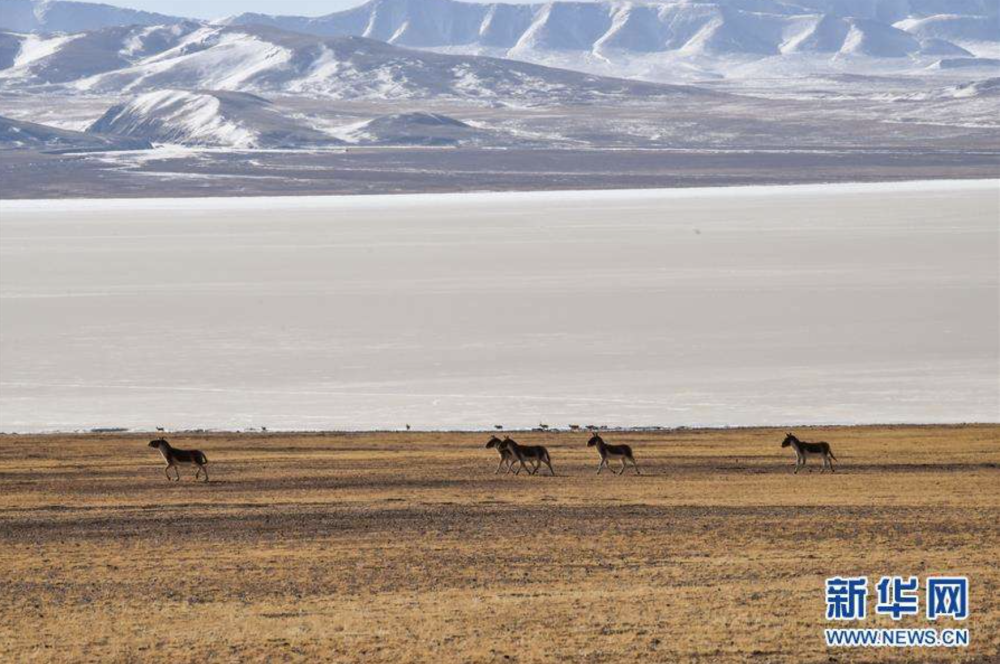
[0,23,715,103]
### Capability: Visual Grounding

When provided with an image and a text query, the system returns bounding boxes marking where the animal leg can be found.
[597,458,606,475]
[619,458,627,475]
[630,457,641,475]
[494,458,506,474]
[164,465,172,481]
[545,459,555,476]
[199,464,209,482]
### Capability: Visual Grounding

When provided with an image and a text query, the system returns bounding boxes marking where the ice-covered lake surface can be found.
[1,181,997,432]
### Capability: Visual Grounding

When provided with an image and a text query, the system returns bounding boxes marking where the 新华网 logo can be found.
[824,576,969,648]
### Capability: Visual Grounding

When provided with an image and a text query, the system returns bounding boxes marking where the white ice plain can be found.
[0,181,997,432]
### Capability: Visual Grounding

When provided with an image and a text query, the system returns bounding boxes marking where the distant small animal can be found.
[485,435,516,474]
[588,433,640,475]
[503,436,555,476]
[781,433,836,474]
[148,438,209,482]
[494,425,503,431]
[406,424,411,431]
[156,427,165,432]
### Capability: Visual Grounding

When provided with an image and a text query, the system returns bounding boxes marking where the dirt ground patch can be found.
[1,425,997,663]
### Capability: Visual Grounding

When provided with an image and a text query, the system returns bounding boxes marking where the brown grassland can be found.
[0,425,998,663]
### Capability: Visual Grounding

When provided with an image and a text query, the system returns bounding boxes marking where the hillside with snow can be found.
[0,24,711,103]
[0,113,150,151]
[87,89,346,148]
[331,111,495,146]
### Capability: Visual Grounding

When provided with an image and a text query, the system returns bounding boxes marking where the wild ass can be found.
[485,435,516,474]
[148,438,209,482]
[587,433,640,475]
[781,433,837,474]
[503,436,555,476]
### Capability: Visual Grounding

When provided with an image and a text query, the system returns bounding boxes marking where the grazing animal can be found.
[485,435,516,474]
[781,433,837,474]
[588,433,640,475]
[148,438,209,482]
[503,436,555,476]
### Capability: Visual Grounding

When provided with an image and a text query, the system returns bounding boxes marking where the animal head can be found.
[781,433,797,448]
[148,438,168,449]
[485,435,503,449]
[587,433,603,447]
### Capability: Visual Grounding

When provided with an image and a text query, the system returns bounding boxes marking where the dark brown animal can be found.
[588,433,640,475]
[781,433,836,473]
[485,435,516,474]
[503,436,555,476]
[148,438,209,482]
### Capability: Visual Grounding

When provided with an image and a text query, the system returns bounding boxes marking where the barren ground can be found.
[0,425,997,663]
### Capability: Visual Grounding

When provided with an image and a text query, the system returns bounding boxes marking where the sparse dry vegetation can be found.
[1,425,998,663]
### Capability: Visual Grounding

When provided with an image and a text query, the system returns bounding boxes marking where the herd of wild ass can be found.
[148,432,837,483]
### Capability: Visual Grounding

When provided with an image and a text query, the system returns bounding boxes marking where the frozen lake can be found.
[1,181,997,432]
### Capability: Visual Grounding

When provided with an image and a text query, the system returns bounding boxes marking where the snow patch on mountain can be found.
[331,111,490,145]
[0,32,78,80]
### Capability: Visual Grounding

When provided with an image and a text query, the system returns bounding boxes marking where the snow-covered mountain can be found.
[0,22,202,84]
[3,0,997,85]
[87,89,345,148]
[220,0,999,59]
[0,113,151,151]
[0,0,185,33]
[0,24,708,103]
[333,111,493,145]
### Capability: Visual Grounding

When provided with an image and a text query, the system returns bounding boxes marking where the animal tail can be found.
[197,451,209,465]
[828,448,837,461]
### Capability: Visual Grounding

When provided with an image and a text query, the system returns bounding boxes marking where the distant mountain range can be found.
[0,23,709,102]
[220,0,998,57]
[0,0,184,33]
[1,0,997,84]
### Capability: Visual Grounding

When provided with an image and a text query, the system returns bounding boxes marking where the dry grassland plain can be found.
[0,425,997,663]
